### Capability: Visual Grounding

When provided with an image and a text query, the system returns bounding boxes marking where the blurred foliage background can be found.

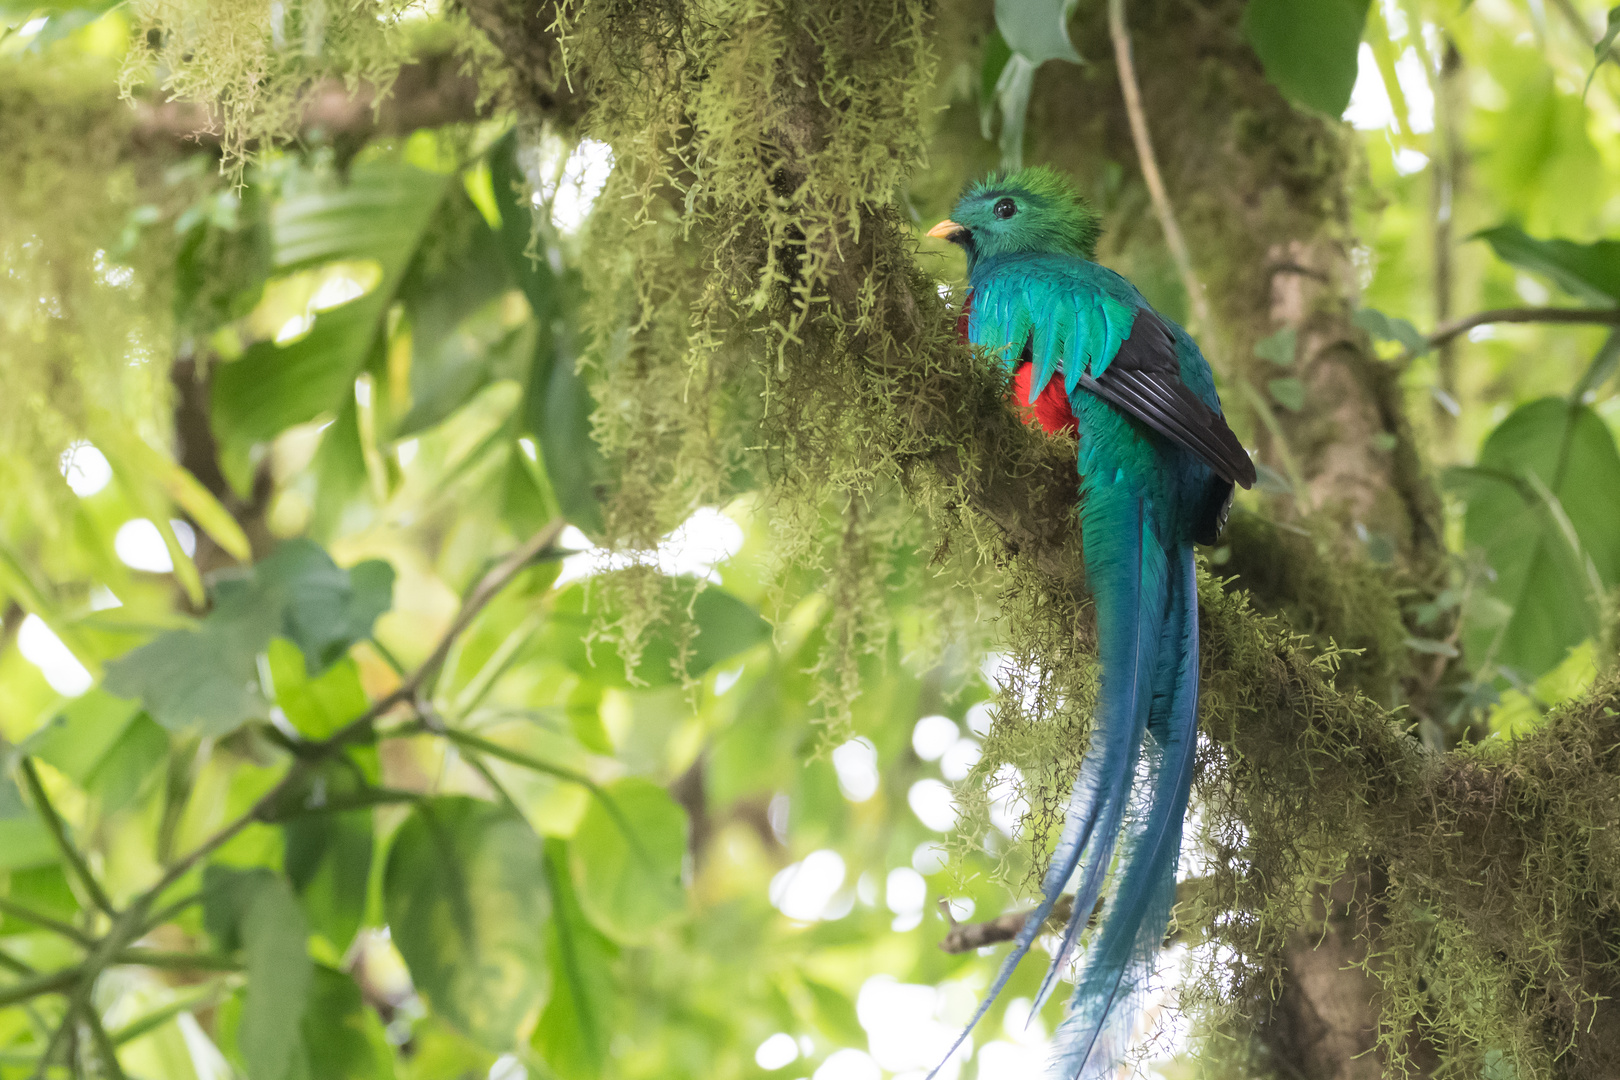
[0,0,1618,1079]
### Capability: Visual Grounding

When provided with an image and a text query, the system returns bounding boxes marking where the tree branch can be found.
[1398,305,1620,364]
[17,759,115,920]
[1108,0,1209,331]
[0,898,92,948]
[7,521,567,1071]
[938,895,1075,954]
[129,51,490,153]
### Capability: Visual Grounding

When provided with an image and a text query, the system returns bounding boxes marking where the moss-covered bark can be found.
[37,0,1620,1075]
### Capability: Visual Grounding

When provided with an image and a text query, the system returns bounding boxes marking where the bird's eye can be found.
[993,198,1017,220]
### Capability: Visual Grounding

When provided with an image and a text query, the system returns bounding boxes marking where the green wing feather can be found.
[968,254,1138,402]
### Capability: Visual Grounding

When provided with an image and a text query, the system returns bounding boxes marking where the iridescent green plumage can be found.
[930,167,1253,1080]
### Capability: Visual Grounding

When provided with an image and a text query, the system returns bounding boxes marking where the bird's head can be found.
[928,165,1101,267]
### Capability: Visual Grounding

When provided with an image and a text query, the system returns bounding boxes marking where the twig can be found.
[17,759,116,920]
[1109,0,1209,331]
[112,949,240,972]
[138,893,202,937]
[0,898,93,947]
[0,968,78,1009]
[81,1000,127,1080]
[16,521,568,1065]
[109,982,229,1047]
[936,877,1208,954]
[938,895,1076,954]
[1396,306,1620,365]
[0,948,35,977]
[412,518,568,695]
[132,520,567,914]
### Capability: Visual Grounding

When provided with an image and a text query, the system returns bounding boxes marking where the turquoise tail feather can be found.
[923,491,1159,1080]
[1028,489,1168,1015]
[1045,542,1200,1080]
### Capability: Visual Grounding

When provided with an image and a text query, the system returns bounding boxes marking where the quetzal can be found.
[925,167,1254,1079]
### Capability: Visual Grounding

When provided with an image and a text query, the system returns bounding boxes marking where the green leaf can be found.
[992,53,1038,171]
[488,132,560,325]
[301,965,397,1080]
[268,641,370,740]
[1450,398,1620,679]
[487,135,610,537]
[993,0,1080,66]
[532,839,618,1080]
[1243,0,1371,116]
[384,796,550,1049]
[203,864,272,953]
[393,193,515,438]
[240,875,314,1080]
[570,778,688,943]
[1476,223,1620,304]
[1584,8,1620,100]
[103,540,391,735]
[1267,377,1306,412]
[103,583,277,735]
[203,866,315,1080]
[30,691,142,784]
[0,776,56,872]
[0,866,79,931]
[256,540,395,674]
[81,714,168,812]
[1574,330,1620,400]
[1352,308,1429,355]
[1253,327,1298,366]
[284,807,373,958]
[535,339,610,538]
[213,162,452,454]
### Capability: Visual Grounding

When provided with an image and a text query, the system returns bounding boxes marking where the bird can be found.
[925,166,1254,1079]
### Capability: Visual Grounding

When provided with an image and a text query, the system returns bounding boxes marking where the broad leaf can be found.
[240,875,315,1080]
[1244,0,1371,116]
[0,775,55,872]
[1451,398,1620,679]
[103,582,277,735]
[1268,377,1305,412]
[1254,326,1298,366]
[1476,223,1620,304]
[393,192,515,438]
[301,965,397,1080]
[205,867,314,1080]
[103,540,392,734]
[532,839,618,1080]
[384,797,550,1049]
[30,690,142,783]
[993,0,1080,67]
[256,540,395,674]
[534,335,610,537]
[284,805,373,958]
[570,778,688,943]
[213,162,452,454]
[489,134,610,537]
[1353,308,1428,355]
[267,641,370,740]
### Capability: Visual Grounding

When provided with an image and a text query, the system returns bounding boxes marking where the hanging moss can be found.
[0,57,179,546]
[108,0,1620,1073]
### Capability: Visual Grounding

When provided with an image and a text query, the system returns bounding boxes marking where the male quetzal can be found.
[926,167,1254,1079]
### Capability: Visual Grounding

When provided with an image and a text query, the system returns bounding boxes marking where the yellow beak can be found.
[927,219,968,242]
